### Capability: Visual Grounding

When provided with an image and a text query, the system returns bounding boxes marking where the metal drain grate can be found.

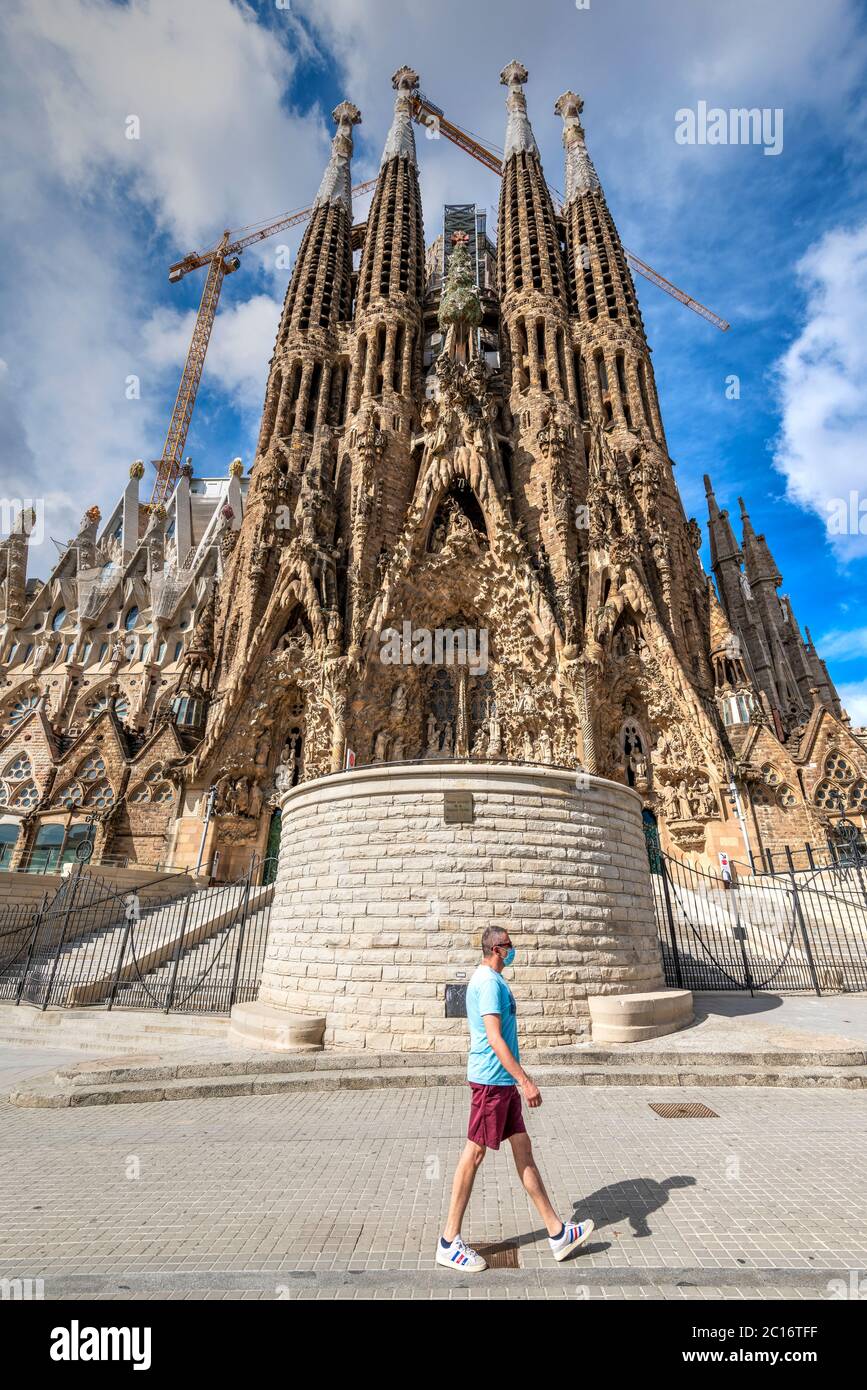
[474,1240,520,1268]
[649,1102,719,1119]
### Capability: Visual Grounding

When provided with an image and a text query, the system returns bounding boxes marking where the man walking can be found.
[436,926,595,1273]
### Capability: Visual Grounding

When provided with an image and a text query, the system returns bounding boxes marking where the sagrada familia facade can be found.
[0,63,864,879]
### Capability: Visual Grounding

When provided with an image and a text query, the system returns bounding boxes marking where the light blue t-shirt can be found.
[466,963,519,1086]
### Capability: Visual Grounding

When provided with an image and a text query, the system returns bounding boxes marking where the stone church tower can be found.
[2,64,863,885]
[159,63,865,878]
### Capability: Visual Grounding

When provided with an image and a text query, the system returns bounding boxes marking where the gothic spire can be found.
[496,61,565,304]
[500,60,539,160]
[355,66,425,314]
[555,89,642,335]
[704,475,742,570]
[381,65,419,167]
[554,91,601,201]
[739,496,782,586]
[313,100,361,213]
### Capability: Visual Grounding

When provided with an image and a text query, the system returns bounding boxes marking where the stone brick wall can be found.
[258,761,664,1051]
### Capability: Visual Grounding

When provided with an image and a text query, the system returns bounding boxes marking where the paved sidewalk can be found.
[2,1077,865,1298]
[0,1046,85,1090]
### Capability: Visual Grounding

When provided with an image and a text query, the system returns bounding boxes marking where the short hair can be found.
[481,925,509,957]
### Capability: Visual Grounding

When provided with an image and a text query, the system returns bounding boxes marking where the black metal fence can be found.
[0,862,273,1014]
[650,845,867,994]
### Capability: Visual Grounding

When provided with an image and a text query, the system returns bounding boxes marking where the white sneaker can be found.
[549,1218,595,1261]
[435,1234,488,1273]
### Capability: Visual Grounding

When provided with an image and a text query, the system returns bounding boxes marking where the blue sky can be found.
[1,0,865,718]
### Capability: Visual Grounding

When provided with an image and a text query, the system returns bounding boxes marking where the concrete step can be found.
[0,1003,229,1053]
[9,1053,867,1107]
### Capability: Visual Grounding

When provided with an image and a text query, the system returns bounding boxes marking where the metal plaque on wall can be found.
[443,791,474,824]
[445,983,468,1018]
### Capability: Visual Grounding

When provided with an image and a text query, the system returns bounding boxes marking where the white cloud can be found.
[142,291,284,416]
[817,627,867,663]
[295,0,867,211]
[0,0,329,578]
[7,0,328,246]
[771,222,867,561]
[839,680,867,727]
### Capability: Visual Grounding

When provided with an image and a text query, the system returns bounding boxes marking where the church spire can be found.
[355,66,425,317]
[501,59,539,160]
[313,99,361,213]
[555,89,661,444]
[555,90,601,200]
[739,496,782,587]
[496,61,565,307]
[255,99,360,459]
[705,475,743,571]
[380,64,419,167]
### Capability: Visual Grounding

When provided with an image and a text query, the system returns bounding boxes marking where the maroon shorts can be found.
[467,1082,526,1150]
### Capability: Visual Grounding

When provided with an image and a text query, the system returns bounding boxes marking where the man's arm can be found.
[483,1013,542,1107]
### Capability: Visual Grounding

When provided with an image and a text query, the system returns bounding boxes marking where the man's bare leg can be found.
[508,1131,562,1236]
[443,1140,486,1241]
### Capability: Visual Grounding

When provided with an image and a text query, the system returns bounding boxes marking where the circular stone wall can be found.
[258,761,665,1052]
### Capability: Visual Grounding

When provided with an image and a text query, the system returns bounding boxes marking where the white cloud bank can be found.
[772,222,867,562]
[0,0,327,576]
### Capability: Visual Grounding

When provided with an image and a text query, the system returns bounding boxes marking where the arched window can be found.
[87,780,115,809]
[54,782,84,810]
[0,755,36,809]
[620,719,648,788]
[51,607,67,631]
[825,752,853,783]
[5,695,38,728]
[78,753,107,782]
[84,693,130,723]
[124,606,139,631]
[11,781,39,809]
[813,780,838,810]
[3,754,32,782]
[850,781,867,812]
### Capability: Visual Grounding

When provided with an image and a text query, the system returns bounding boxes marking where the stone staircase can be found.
[665,880,867,988]
[1,882,272,1009]
[109,904,272,1012]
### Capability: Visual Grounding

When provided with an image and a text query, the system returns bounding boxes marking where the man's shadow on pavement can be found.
[512,1174,697,1252]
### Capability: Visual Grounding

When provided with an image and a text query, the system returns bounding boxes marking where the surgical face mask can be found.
[502,948,516,967]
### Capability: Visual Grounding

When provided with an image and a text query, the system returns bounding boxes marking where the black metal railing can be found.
[0,861,273,1015]
[649,842,867,995]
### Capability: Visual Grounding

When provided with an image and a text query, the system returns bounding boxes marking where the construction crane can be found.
[152,95,728,505]
[151,178,378,504]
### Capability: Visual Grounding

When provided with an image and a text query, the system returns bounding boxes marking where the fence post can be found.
[164,892,195,1014]
[15,893,47,1006]
[659,858,684,990]
[805,843,815,872]
[40,865,83,1010]
[227,861,255,1011]
[105,896,138,1011]
[730,882,755,997]
[785,846,822,996]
